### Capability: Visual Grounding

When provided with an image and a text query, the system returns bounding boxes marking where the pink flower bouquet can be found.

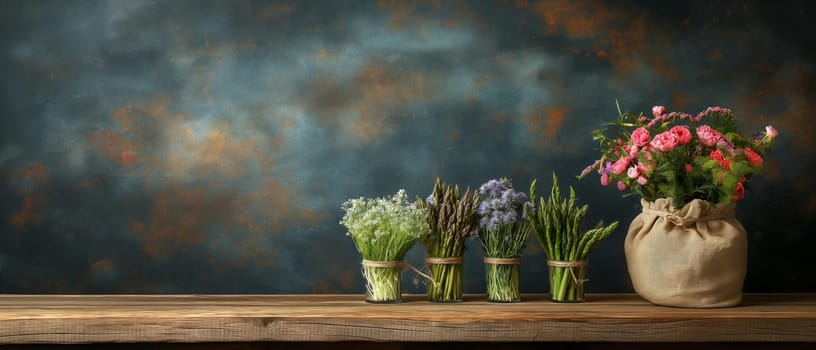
[579,102,777,208]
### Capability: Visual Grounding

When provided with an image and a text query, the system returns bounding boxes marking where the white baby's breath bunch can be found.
[341,189,430,260]
[340,189,430,302]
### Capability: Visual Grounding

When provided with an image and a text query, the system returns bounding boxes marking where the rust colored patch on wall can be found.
[526,105,568,147]
[544,106,566,139]
[90,258,116,274]
[99,95,326,261]
[88,130,138,169]
[352,60,440,141]
[9,195,45,231]
[530,0,614,39]
[9,162,50,231]
[526,0,680,81]
[135,185,237,259]
[671,91,693,110]
[22,161,49,185]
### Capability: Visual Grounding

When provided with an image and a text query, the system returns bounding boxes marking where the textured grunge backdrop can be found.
[1,0,813,293]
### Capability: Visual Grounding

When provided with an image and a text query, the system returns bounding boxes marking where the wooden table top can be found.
[0,293,814,343]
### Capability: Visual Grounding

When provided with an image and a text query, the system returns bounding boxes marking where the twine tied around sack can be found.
[361,259,438,287]
[642,207,734,226]
[547,260,588,286]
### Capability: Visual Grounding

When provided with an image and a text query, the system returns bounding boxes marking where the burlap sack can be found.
[624,198,747,308]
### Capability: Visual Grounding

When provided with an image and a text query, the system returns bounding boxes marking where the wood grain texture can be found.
[0,294,814,344]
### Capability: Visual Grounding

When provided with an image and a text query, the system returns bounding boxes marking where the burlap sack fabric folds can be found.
[624,198,747,308]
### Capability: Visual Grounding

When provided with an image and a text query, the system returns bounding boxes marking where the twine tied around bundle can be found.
[394,256,465,287]
[642,207,734,226]
[483,257,521,265]
[547,260,588,286]
[361,259,438,287]
[424,256,464,265]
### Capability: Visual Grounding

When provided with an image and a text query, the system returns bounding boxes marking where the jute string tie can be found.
[361,259,437,287]
[483,257,521,265]
[409,257,466,287]
[547,260,588,286]
[642,208,734,226]
[424,257,464,265]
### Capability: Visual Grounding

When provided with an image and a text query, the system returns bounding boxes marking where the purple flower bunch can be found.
[477,178,534,231]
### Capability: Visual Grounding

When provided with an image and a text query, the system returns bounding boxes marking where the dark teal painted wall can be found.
[1,0,813,293]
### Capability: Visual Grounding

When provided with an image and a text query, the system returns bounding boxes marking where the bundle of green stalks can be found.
[526,173,618,302]
[418,178,480,302]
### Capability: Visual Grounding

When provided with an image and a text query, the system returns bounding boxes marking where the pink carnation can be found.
[652,105,667,117]
[627,165,639,179]
[710,149,724,161]
[765,125,778,139]
[731,182,745,201]
[617,181,627,191]
[610,157,631,175]
[628,145,639,158]
[650,131,679,152]
[636,176,648,186]
[600,173,610,186]
[637,161,649,174]
[744,147,763,167]
[696,125,722,147]
[630,127,651,147]
[669,125,692,145]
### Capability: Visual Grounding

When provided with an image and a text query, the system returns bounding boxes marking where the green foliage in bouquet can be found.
[580,102,778,208]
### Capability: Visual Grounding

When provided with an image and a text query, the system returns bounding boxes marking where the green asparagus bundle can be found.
[526,173,618,302]
[418,177,481,302]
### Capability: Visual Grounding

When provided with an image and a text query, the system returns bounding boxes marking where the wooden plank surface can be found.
[0,294,814,344]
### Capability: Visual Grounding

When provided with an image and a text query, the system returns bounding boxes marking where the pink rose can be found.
[627,165,639,179]
[610,157,631,175]
[696,125,722,147]
[744,147,763,167]
[630,127,651,147]
[600,173,610,186]
[765,125,778,139]
[617,181,627,191]
[636,176,648,186]
[652,105,666,117]
[669,125,692,144]
[650,131,679,152]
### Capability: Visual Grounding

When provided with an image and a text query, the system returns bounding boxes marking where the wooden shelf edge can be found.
[0,293,814,344]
